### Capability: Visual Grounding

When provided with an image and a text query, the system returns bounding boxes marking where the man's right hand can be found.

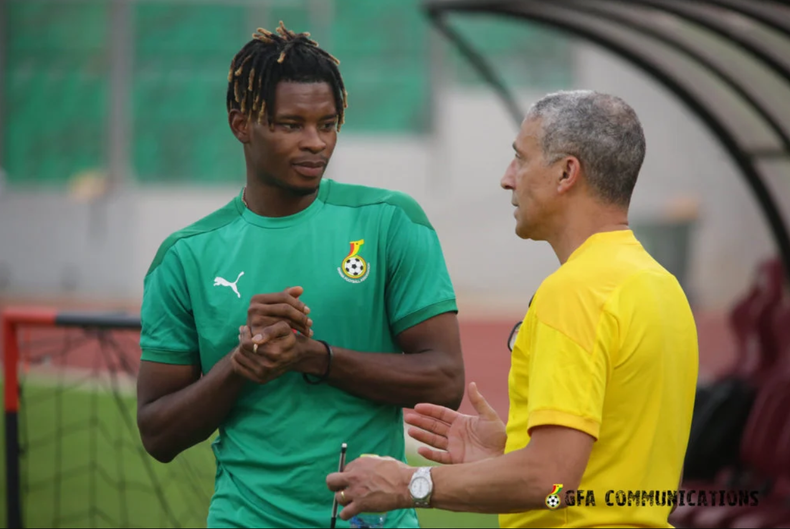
[405,381,507,465]
[230,322,303,384]
[247,286,313,338]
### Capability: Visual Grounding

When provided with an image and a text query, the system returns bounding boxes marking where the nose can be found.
[501,159,516,190]
[300,125,326,153]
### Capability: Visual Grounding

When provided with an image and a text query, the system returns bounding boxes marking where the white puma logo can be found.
[213,271,244,298]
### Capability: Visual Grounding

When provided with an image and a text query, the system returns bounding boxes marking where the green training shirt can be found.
[139,178,458,528]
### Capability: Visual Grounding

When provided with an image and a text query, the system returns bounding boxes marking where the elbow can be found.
[444,382,464,411]
[438,363,465,411]
[137,411,176,464]
[139,426,176,464]
[141,435,177,464]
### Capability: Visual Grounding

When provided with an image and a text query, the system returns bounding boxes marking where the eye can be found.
[321,121,337,131]
[279,123,300,131]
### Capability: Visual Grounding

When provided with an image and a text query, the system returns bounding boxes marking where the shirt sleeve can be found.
[525,317,610,440]
[385,200,458,336]
[139,243,200,365]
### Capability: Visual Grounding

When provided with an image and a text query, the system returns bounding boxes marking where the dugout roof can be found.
[423,0,790,282]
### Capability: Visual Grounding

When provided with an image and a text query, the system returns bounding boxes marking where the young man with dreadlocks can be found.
[135,22,464,529]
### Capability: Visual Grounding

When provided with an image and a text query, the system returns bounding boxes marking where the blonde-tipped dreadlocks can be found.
[226,21,349,131]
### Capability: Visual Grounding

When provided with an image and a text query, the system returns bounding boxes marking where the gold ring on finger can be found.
[253,343,258,354]
[341,490,346,504]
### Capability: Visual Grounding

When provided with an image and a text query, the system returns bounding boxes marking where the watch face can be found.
[411,477,431,499]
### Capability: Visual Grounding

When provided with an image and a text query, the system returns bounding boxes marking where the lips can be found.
[292,159,327,178]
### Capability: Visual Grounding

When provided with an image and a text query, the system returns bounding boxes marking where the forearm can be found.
[299,340,464,410]
[421,449,553,514]
[138,352,246,463]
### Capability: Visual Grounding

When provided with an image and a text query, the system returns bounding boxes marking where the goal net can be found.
[2,308,216,528]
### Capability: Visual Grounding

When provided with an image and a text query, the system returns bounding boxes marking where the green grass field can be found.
[0,379,498,528]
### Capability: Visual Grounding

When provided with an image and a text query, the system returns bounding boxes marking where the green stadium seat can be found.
[2,0,574,185]
[3,1,108,186]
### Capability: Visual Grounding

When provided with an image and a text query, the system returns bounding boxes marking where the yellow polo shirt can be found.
[501,229,698,528]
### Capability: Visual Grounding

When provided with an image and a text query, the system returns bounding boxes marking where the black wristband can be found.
[303,340,332,385]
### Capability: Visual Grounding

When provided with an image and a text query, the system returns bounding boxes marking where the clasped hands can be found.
[230,286,319,385]
[325,382,508,520]
[230,287,509,521]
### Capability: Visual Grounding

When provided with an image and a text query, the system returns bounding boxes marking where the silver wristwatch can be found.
[408,467,433,508]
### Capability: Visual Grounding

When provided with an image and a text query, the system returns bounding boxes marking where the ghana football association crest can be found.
[338,239,370,283]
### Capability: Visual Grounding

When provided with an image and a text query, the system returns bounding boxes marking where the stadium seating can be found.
[722,303,790,528]
[3,0,574,186]
[2,1,110,186]
[726,258,785,383]
[670,380,772,527]
[759,283,790,376]
[679,259,783,487]
[672,258,790,528]
[684,370,790,527]
[728,415,790,528]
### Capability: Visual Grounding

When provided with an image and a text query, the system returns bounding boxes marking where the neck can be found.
[547,201,630,265]
[243,178,319,218]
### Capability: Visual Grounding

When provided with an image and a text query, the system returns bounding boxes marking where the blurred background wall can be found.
[0,0,778,320]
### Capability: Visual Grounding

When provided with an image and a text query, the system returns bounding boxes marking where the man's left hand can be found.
[326,456,415,521]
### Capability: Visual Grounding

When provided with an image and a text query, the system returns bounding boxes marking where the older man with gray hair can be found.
[326,90,699,529]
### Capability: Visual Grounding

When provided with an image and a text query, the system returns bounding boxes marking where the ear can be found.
[228,109,251,144]
[557,156,583,195]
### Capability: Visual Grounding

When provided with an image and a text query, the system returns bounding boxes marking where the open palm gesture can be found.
[405,382,507,465]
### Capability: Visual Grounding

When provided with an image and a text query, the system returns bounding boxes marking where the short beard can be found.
[289,183,320,197]
[259,171,321,197]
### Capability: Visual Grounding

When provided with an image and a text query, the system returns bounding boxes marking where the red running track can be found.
[456,313,735,419]
[3,313,733,422]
